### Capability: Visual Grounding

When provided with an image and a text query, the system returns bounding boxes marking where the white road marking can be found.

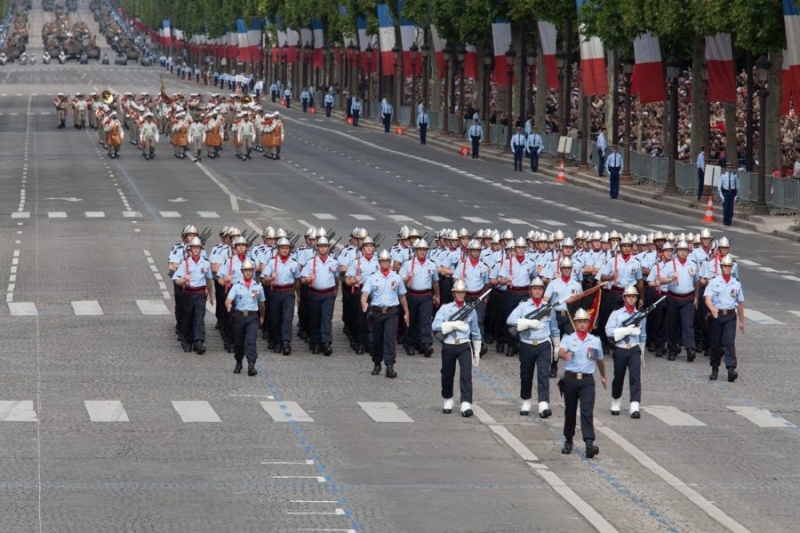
[462,216,491,223]
[736,259,759,267]
[349,214,375,220]
[261,460,315,465]
[789,311,800,319]
[122,211,142,218]
[782,275,800,282]
[597,422,752,533]
[312,213,337,220]
[261,400,314,422]
[537,219,564,226]
[195,162,239,211]
[641,406,706,426]
[535,468,618,533]
[727,406,796,428]
[71,300,103,316]
[159,211,181,218]
[135,300,170,315]
[388,214,416,222]
[744,309,784,325]
[84,400,129,422]
[501,218,530,225]
[271,475,327,482]
[172,401,222,423]
[357,402,414,423]
[197,211,219,218]
[573,220,600,226]
[288,509,346,515]
[8,302,38,316]
[0,401,38,422]
[85,211,105,218]
[47,212,67,218]
[424,215,452,223]
[11,212,30,218]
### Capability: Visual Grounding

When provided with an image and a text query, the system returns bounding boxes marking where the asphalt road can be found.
[2,7,800,533]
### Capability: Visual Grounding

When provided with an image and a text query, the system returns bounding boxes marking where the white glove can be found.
[629,327,641,338]
[516,318,536,331]
[613,326,633,342]
[472,341,482,368]
[550,336,560,350]
[530,319,544,330]
[454,320,470,332]
[639,343,645,354]
[441,321,458,334]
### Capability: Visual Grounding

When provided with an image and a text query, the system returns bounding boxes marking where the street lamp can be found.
[442,44,452,134]
[483,46,493,145]
[555,44,567,136]
[755,53,771,213]
[505,44,517,146]
[526,46,537,127]
[409,42,419,126]
[457,45,466,135]
[421,42,430,114]
[621,56,634,179]
[366,43,373,117]
[665,52,680,193]
[392,44,401,123]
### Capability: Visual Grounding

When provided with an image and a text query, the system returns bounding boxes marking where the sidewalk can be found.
[327,108,800,242]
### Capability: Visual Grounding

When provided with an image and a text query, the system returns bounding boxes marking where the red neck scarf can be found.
[576,331,588,341]
[621,254,631,262]
[625,305,635,314]
[678,258,687,265]
[380,269,390,277]
[192,256,200,263]
[455,300,465,308]
[722,275,731,283]
[470,257,479,267]
[561,275,571,283]
[532,298,543,307]
[516,256,525,263]
[318,255,328,263]
[280,255,289,263]
[244,279,253,288]
[364,254,373,261]
[418,258,425,265]
[238,254,246,262]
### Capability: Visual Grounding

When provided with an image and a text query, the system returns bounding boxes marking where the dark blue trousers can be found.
[441,343,473,403]
[419,124,427,144]
[513,147,524,171]
[710,312,738,369]
[352,110,359,126]
[609,169,621,199]
[371,308,399,365]
[668,295,695,353]
[519,341,551,402]
[612,346,641,402]
[302,99,309,112]
[285,96,291,109]
[233,313,259,363]
[529,150,540,172]
[271,91,277,102]
[269,289,295,343]
[325,103,332,117]
[383,113,392,132]
[309,292,335,344]
[563,374,596,443]
[406,292,433,347]
[697,168,704,200]
[722,189,737,225]
[597,148,605,176]
[471,136,480,159]
[181,291,207,343]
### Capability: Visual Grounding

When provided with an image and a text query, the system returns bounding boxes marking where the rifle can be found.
[434,287,492,342]
[507,294,571,337]
[620,295,666,328]
[289,234,301,248]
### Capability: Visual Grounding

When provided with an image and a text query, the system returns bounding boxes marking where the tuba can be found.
[101,90,115,105]
[241,94,253,105]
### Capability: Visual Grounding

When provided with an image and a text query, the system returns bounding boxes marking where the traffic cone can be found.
[556,160,567,182]
[702,195,715,222]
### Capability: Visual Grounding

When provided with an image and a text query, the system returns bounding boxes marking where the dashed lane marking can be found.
[171,401,222,423]
[727,406,796,428]
[357,402,414,423]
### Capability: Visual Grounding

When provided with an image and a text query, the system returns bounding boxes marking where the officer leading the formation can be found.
[225,260,266,376]
[361,250,410,378]
[558,308,606,459]
[432,279,482,417]
[704,255,745,382]
[605,285,646,418]
[506,277,559,418]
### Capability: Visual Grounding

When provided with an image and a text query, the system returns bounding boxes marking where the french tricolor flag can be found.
[536,20,558,90]
[398,2,421,76]
[430,25,446,78]
[357,17,377,73]
[781,50,792,115]
[377,4,396,74]
[631,32,666,104]
[784,0,800,113]
[705,34,736,102]
[312,20,324,69]
[492,19,512,87]
[464,45,478,80]
[286,28,299,63]
[575,0,608,96]
[236,19,249,62]
[161,19,171,47]
[247,18,263,62]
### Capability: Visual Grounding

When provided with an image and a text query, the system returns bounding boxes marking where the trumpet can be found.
[101,90,116,105]
[241,94,253,105]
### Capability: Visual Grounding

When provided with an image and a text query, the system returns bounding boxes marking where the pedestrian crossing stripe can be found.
[160,211,181,218]
[7,211,223,220]
[172,401,222,423]
[744,309,784,325]
[424,216,452,223]
[349,214,375,221]
[312,213,337,220]
[462,216,491,223]
[727,406,796,428]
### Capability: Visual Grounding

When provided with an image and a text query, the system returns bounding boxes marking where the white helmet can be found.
[378,249,392,261]
[276,237,291,247]
[717,236,731,248]
[447,229,459,240]
[720,255,734,266]
[700,228,712,239]
[316,237,330,246]
[452,279,467,292]
[276,228,288,238]
[560,258,573,269]
[623,285,638,296]
[316,227,328,238]
[574,308,591,321]
[662,241,674,250]
[561,237,575,248]
[182,224,199,236]
[305,226,317,238]
[361,236,375,247]
[501,229,514,241]
[553,229,565,240]
[653,231,666,241]
[514,237,526,248]
[467,239,482,250]
[575,229,585,240]
[232,236,247,247]
[263,226,276,238]
[416,238,429,249]
[458,227,470,238]
[241,260,255,270]
[530,277,545,288]
[676,240,690,250]
[188,236,202,247]
[227,227,242,237]
[591,230,602,241]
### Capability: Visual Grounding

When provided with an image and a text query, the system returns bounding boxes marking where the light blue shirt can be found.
[561,332,604,374]
[605,306,647,345]
[544,277,583,310]
[526,133,543,153]
[646,259,671,293]
[700,256,739,280]
[362,270,406,307]
[541,257,584,282]
[432,301,482,342]
[697,151,705,170]
[497,255,536,288]
[262,256,301,285]
[209,243,230,265]
[350,99,362,113]
[324,93,334,105]
[454,258,490,292]
[400,257,439,291]
[718,171,739,200]
[391,244,413,265]
[218,253,254,285]
[300,90,310,101]
[467,124,483,140]
[172,256,212,289]
[510,133,526,150]
[605,151,623,172]
[704,275,744,310]
[345,253,380,282]
[416,112,429,127]
[301,255,339,290]
[226,279,265,311]
[507,299,559,342]
[597,132,607,152]
[660,257,698,294]
[600,254,642,289]
[294,245,316,269]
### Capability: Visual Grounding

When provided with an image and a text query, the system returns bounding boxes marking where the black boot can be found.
[709,367,719,380]
[310,342,319,354]
[321,342,332,356]
[727,366,738,382]
[371,363,381,375]
[561,441,573,455]
[421,343,433,357]
[585,439,599,459]
[233,360,243,374]
[385,364,397,378]
[549,363,558,378]
[496,342,505,354]
[687,348,696,362]
[194,341,205,355]
[247,362,257,376]
[282,342,291,356]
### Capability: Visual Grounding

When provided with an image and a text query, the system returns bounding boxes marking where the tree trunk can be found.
[724,102,736,167]
[606,48,618,143]
[689,37,708,165]
[535,43,547,132]
[765,49,783,176]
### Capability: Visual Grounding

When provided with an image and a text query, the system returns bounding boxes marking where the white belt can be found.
[615,341,637,349]
[443,339,469,346]
[520,338,550,347]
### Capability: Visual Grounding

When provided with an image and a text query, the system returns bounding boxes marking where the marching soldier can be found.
[209,226,232,329]
[558,308,606,459]
[87,92,99,129]
[361,250,410,378]
[300,236,339,355]
[345,237,380,354]
[543,258,584,377]
[204,110,224,159]
[645,241,673,358]
[655,240,698,361]
[171,236,214,354]
[139,113,159,160]
[104,111,123,158]
[506,278,560,418]
[261,237,301,355]
[171,112,189,159]
[225,260,266,376]
[217,235,252,352]
[432,279,482,417]
[495,237,537,356]
[704,255,745,382]
[74,93,87,129]
[238,112,257,160]
[399,238,440,357]
[605,285,646,418]
[454,239,490,355]
[187,116,205,162]
[598,236,644,352]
